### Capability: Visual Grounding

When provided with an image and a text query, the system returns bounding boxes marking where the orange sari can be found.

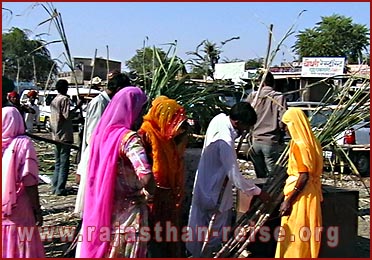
[275,108,323,258]
[139,96,188,257]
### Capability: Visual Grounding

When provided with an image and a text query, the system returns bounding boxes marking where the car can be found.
[287,102,370,175]
[236,101,370,176]
[35,87,101,132]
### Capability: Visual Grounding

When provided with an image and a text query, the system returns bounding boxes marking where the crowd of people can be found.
[2,71,323,258]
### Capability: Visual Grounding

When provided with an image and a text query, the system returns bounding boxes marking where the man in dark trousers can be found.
[50,79,81,196]
[246,71,287,178]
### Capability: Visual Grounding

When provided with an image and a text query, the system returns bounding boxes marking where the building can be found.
[57,57,121,85]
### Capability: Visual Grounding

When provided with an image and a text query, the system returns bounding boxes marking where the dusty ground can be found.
[33,133,370,258]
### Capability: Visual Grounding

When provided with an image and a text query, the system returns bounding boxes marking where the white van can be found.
[36,87,101,131]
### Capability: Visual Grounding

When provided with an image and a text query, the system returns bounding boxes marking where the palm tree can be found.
[187,37,240,79]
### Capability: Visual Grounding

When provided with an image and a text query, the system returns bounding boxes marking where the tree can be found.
[2,27,57,83]
[245,58,264,69]
[125,47,170,79]
[187,37,240,79]
[292,14,370,64]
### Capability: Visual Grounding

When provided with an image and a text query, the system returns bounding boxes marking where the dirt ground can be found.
[33,133,370,258]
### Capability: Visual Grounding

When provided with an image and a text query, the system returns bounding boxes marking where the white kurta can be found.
[74,91,111,216]
[24,102,40,133]
[186,113,261,257]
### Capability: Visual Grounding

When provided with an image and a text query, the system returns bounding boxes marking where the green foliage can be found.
[125,47,170,82]
[2,27,57,82]
[133,43,244,135]
[292,14,370,64]
[245,58,264,69]
[187,37,240,79]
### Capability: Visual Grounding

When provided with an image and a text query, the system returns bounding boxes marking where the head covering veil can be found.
[140,96,187,195]
[2,107,38,218]
[282,107,323,177]
[80,86,147,258]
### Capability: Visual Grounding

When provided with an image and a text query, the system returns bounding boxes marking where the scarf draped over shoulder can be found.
[80,87,148,258]
[140,96,187,193]
[2,107,38,218]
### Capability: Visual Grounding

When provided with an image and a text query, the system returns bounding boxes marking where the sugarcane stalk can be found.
[26,132,79,150]
[200,175,229,257]
[214,163,287,258]
[88,48,97,96]
[106,45,110,82]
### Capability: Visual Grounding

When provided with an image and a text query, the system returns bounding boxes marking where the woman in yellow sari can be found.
[138,96,189,257]
[275,107,323,258]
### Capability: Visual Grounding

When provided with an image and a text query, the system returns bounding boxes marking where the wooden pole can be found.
[264,24,274,70]
[106,45,110,82]
[32,56,37,85]
[26,132,79,150]
[88,48,97,95]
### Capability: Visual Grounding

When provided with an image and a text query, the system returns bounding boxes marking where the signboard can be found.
[301,57,345,77]
[214,62,245,84]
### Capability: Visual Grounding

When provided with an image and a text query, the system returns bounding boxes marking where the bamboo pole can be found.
[88,48,97,95]
[32,56,37,85]
[106,45,110,82]
[16,59,20,90]
[26,132,79,150]
[236,24,274,157]
[264,24,273,70]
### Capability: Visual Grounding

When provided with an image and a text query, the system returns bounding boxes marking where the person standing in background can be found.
[24,90,40,133]
[246,71,287,178]
[50,79,81,196]
[2,76,15,107]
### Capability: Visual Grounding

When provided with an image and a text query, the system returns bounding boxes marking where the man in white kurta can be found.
[74,90,111,216]
[74,72,132,217]
[24,91,40,133]
[186,103,270,257]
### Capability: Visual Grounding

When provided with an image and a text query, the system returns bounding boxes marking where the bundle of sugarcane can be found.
[214,153,288,258]
[215,74,370,258]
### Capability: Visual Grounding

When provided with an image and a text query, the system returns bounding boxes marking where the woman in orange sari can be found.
[275,107,323,258]
[138,96,189,257]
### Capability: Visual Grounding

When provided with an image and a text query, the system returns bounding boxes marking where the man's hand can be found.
[75,173,81,184]
[279,199,292,216]
[34,209,43,226]
[257,190,271,204]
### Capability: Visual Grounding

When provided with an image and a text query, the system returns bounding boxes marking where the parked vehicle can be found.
[22,87,101,132]
[287,102,370,176]
[236,101,370,176]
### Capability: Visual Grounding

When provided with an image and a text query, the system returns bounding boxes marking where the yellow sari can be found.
[275,108,323,258]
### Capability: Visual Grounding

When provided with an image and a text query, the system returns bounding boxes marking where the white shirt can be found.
[24,102,40,133]
[74,91,111,216]
[192,113,261,212]
[186,113,261,257]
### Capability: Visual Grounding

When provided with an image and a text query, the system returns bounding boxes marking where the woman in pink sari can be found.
[2,107,45,258]
[78,86,155,258]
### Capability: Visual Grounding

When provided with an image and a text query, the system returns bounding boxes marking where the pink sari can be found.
[2,107,44,258]
[80,87,148,258]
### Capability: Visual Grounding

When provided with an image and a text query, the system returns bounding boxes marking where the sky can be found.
[2,2,370,72]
